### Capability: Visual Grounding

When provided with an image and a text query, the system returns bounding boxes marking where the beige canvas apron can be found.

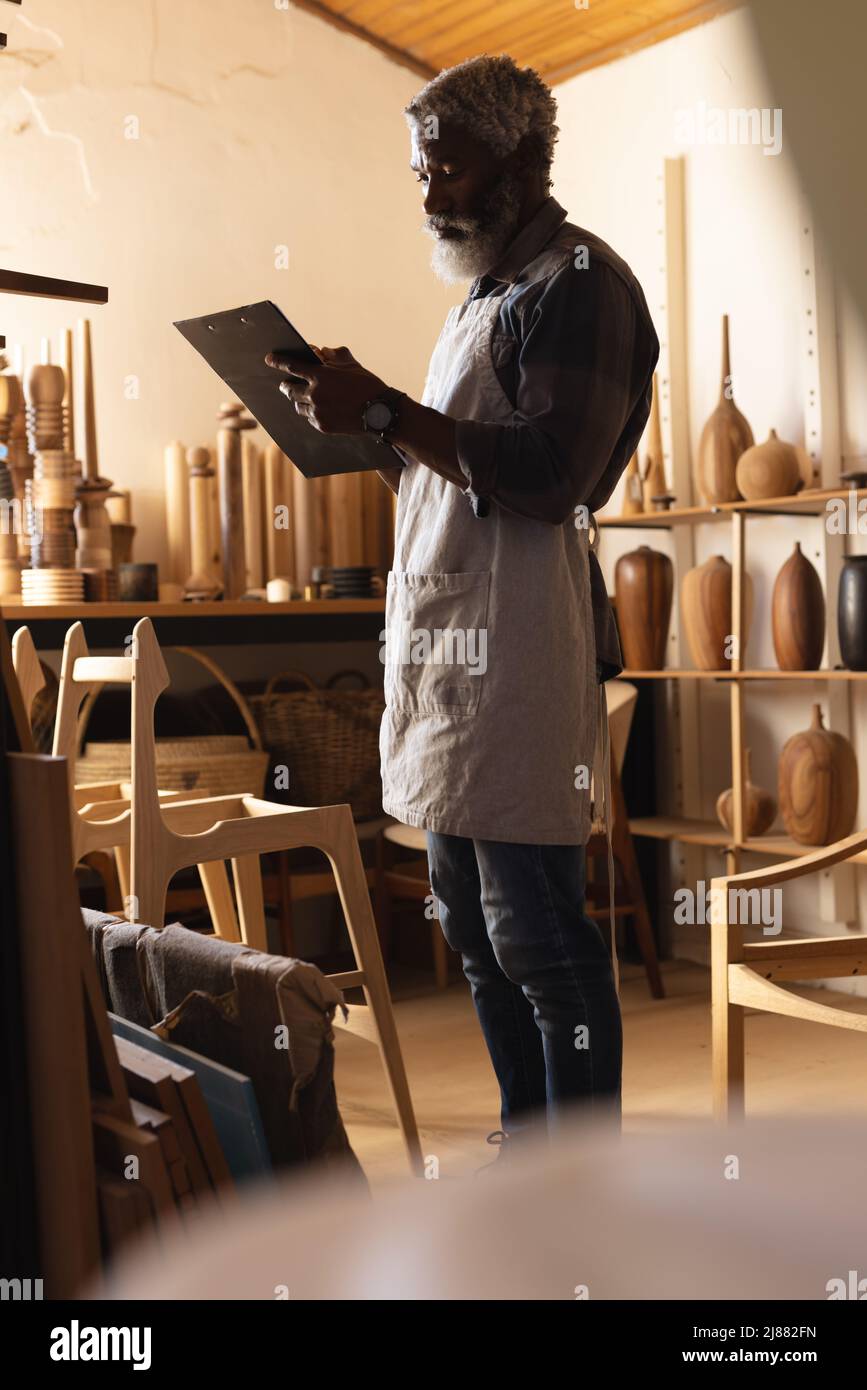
[380,289,599,849]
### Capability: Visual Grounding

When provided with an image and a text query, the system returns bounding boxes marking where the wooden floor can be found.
[336,958,867,1185]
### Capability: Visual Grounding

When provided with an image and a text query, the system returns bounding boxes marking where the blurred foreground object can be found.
[107,1115,867,1300]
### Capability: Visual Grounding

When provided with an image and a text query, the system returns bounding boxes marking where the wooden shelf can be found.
[598,485,867,528]
[0,598,384,620]
[0,269,108,304]
[630,816,732,849]
[630,816,867,866]
[621,667,867,681]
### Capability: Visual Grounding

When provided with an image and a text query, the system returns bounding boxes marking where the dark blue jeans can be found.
[427,832,622,1139]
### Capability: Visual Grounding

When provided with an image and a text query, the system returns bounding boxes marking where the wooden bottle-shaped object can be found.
[735,428,800,501]
[778,704,858,845]
[614,545,673,670]
[641,374,666,509]
[681,554,754,670]
[216,402,256,599]
[771,541,825,670]
[716,748,776,836]
[620,451,644,517]
[695,315,754,503]
[74,322,113,572]
[184,446,222,600]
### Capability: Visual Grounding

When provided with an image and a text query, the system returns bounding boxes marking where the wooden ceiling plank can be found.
[391,0,555,54]
[288,0,436,77]
[424,5,600,70]
[340,0,446,35]
[540,0,744,82]
[361,0,492,45]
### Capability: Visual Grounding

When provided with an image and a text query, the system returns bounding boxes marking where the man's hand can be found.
[264,344,388,435]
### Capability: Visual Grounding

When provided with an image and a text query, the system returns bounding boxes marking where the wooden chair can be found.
[13,624,242,940]
[710,832,867,1123]
[375,679,664,999]
[64,616,422,1173]
[584,681,664,998]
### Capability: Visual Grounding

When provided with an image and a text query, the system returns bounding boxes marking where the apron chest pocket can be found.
[384,570,491,717]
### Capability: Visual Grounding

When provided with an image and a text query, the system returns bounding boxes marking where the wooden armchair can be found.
[711,831,867,1122]
[63,615,421,1172]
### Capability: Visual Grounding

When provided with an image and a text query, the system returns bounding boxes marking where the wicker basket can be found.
[76,645,269,797]
[249,669,385,820]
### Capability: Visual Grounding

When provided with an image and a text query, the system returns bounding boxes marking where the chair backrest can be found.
[11,626,46,728]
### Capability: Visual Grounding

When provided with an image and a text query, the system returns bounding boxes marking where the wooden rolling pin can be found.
[164,440,190,586]
[263,442,295,585]
[216,403,255,598]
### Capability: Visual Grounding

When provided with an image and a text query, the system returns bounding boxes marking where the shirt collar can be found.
[485,195,568,285]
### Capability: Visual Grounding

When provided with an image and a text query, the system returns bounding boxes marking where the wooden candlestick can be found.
[185,446,221,600]
[74,477,114,571]
[60,327,76,457]
[216,403,256,599]
[78,319,99,482]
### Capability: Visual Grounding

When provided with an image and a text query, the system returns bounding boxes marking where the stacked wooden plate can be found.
[21,567,85,605]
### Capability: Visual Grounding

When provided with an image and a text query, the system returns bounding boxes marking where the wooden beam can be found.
[0,269,108,304]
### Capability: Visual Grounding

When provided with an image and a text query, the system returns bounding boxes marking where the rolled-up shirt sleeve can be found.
[454,260,658,525]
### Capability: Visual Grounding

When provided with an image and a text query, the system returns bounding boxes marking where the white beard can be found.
[424,175,524,285]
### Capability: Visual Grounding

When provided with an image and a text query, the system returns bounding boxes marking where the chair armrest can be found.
[711,828,867,895]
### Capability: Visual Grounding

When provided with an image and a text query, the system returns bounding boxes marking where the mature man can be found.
[268,55,659,1160]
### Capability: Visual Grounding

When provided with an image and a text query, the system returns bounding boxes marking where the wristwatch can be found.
[362,388,407,443]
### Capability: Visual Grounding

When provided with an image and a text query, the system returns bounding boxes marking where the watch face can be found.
[365,401,393,431]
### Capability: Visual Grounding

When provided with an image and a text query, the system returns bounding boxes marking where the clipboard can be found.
[173,300,403,478]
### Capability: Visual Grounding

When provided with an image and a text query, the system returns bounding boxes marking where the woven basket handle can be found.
[325,669,371,690]
[263,669,318,700]
[77,644,264,754]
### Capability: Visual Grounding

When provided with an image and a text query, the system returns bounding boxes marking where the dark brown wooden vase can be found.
[614,545,673,670]
[771,541,825,670]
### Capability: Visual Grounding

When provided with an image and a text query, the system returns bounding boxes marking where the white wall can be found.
[552,6,867,973]
[0,0,455,563]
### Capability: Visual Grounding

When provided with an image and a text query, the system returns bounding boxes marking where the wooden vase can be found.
[614,545,673,670]
[681,554,753,670]
[837,556,867,671]
[695,315,754,504]
[772,542,825,670]
[735,428,800,501]
[716,749,777,836]
[778,704,858,845]
[641,374,666,510]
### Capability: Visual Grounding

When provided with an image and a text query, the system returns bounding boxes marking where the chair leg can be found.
[610,772,665,999]
[711,895,745,1124]
[231,854,268,951]
[114,844,130,908]
[276,850,296,957]
[374,832,393,965]
[324,815,422,1175]
[199,861,241,941]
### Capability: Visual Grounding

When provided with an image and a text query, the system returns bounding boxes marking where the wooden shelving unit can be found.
[599,484,867,875]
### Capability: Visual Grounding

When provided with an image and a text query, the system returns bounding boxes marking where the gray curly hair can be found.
[405,54,559,189]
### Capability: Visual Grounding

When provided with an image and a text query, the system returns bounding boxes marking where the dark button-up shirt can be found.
[451,196,660,679]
